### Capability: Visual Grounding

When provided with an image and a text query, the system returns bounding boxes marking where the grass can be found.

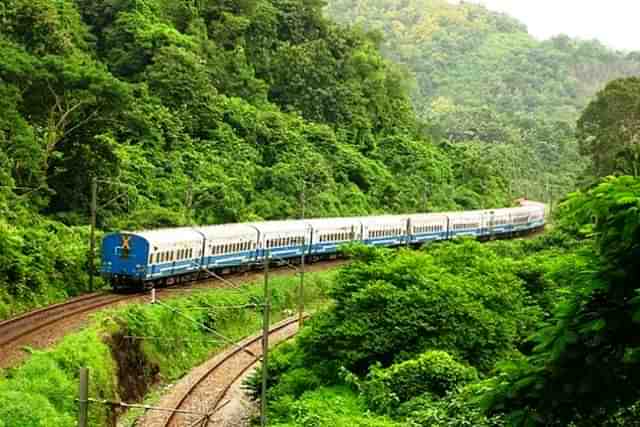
[0,270,335,427]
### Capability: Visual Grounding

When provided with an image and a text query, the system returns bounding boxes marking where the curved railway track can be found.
[0,260,342,368]
[150,316,306,427]
[0,292,130,351]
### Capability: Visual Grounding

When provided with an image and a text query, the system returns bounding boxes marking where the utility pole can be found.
[78,367,89,427]
[89,176,97,292]
[185,178,193,224]
[299,181,305,329]
[260,251,271,427]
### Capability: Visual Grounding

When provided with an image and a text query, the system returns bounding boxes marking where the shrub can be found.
[270,386,403,427]
[299,243,540,375]
[362,350,477,413]
[398,390,505,427]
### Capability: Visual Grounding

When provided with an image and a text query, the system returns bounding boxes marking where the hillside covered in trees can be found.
[0,0,517,314]
[325,0,640,194]
[0,1,638,317]
[254,176,640,426]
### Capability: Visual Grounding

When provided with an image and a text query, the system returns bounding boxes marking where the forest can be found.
[325,0,640,198]
[1,0,517,316]
[249,176,640,426]
[1,0,640,425]
[2,0,639,317]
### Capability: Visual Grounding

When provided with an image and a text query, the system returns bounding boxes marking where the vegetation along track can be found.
[0,292,130,362]
[0,259,342,368]
[146,316,307,427]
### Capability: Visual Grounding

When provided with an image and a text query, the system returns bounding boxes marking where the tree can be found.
[484,176,640,425]
[577,77,640,178]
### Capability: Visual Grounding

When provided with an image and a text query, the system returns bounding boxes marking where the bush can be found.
[298,243,541,375]
[0,271,333,427]
[270,386,403,427]
[363,350,477,412]
[397,390,505,427]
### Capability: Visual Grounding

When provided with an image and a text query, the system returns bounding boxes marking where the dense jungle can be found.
[1,0,640,425]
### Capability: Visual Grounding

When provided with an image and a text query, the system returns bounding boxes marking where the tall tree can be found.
[577,77,640,178]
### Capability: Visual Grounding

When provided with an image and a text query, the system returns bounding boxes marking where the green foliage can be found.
[0,219,95,319]
[362,350,477,412]
[0,328,116,427]
[0,0,529,316]
[0,271,332,427]
[483,176,640,425]
[298,242,541,375]
[325,0,638,199]
[577,77,640,178]
[260,230,630,426]
[397,389,505,427]
[270,386,403,427]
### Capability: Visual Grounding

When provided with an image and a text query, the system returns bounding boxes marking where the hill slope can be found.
[325,0,640,193]
[0,0,518,316]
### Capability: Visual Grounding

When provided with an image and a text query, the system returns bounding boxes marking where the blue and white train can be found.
[101,200,546,290]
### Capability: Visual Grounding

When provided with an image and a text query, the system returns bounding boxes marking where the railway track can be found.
[0,260,343,368]
[0,292,131,352]
[145,316,305,427]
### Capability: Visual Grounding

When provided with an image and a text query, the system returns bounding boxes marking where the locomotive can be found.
[101,201,545,291]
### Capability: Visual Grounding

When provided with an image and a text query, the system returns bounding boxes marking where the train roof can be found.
[249,220,310,234]
[124,227,204,246]
[303,217,364,230]
[195,223,258,240]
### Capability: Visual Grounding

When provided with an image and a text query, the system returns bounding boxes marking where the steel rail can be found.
[162,315,308,427]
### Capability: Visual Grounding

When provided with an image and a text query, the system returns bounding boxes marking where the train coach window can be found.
[149,254,154,264]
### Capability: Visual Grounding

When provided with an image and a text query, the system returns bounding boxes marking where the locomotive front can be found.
[101,232,150,290]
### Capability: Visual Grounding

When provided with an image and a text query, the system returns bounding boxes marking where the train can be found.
[101,200,546,291]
